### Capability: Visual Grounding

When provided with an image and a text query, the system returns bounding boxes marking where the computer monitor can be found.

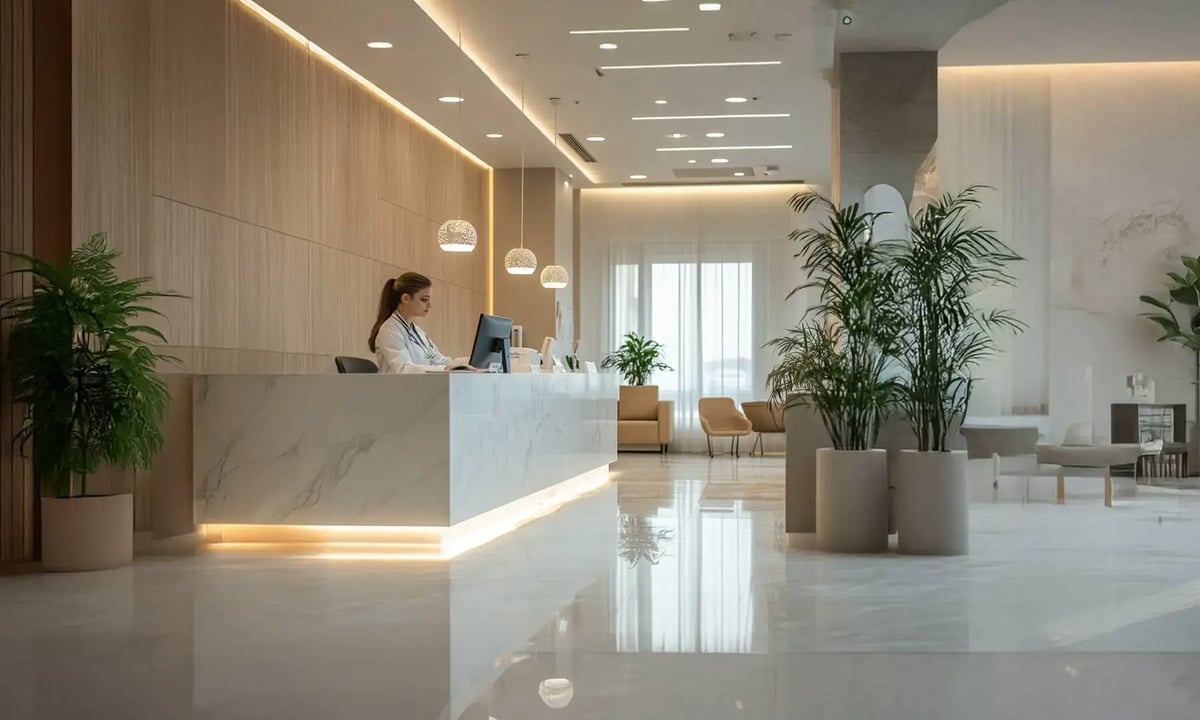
[469,313,514,372]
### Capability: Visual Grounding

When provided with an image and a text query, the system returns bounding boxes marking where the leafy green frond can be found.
[1,232,186,497]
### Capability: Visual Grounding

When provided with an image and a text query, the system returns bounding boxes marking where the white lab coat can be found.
[374,313,450,373]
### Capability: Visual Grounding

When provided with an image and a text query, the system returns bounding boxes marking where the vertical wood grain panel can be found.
[1,0,35,564]
[151,0,229,214]
[73,0,150,280]
[228,5,311,239]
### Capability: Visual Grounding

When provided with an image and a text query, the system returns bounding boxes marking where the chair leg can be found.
[992,453,1000,502]
[1056,470,1066,504]
[1105,469,1113,508]
[731,437,737,458]
[707,435,713,458]
[752,433,763,457]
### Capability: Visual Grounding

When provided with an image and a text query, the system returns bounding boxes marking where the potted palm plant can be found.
[893,186,1023,556]
[2,233,177,571]
[1140,257,1200,476]
[601,332,671,386]
[767,191,903,553]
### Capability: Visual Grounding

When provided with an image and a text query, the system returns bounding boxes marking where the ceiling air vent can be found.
[558,133,597,163]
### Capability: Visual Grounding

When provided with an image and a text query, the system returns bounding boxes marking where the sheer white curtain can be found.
[579,186,811,452]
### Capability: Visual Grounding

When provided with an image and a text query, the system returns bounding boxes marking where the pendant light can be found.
[438,3,478,253]
[504,62,538,275]
[540,96,570,289]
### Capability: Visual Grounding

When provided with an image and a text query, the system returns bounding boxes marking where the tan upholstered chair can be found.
[698,397,753,458]
[618,385,674,453]
[741,401,785,456]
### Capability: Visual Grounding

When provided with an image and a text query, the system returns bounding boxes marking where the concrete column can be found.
[838,51,937,209]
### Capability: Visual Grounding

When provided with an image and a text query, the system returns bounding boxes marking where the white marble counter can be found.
[194,373,618,539]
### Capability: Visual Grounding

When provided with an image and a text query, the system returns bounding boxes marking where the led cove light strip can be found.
[201,467,611,560]
[569,27,690,35]
[633,113,791,121]
[236,0,488,169]
[656,144,792,152]
[599,60,781,70]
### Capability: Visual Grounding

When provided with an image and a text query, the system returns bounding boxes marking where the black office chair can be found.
[334,356,379,374]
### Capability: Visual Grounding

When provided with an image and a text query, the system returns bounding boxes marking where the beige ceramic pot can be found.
[41,494,133,572]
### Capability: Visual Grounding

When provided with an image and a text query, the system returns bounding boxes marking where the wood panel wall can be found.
[74,0,491,376]
[1,0,36,565]
[69,0,490,535]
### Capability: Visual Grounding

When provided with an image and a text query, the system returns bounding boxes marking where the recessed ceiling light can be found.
[654,99,669,105]
[632,113,790,120]
[667,133,688,139]
[569,27,690,35]
[586,136,606,142]
[657,144,792,152]
[366,41,393,49]
[725,96,748,103]
[705,132,725,138]
[486,133,503,138]
[630,174,648,180]
[699,2,722,10]
[712,158,729,163]
[734,171,745,176]
[687,159,697,163]
[600,61,780,70]
[438,96,465,103]
[599,42,618,50]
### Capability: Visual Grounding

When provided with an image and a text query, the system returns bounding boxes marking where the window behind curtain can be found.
[608,258,755,448]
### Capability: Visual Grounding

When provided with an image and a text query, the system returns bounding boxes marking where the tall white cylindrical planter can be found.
[41,494,133,571]
[896,450,969,556]
[815,448,889,553]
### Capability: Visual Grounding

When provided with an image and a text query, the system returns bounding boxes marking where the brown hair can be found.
[368,272,433,352]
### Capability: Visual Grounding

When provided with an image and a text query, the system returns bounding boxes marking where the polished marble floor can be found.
[3,455,1200,718]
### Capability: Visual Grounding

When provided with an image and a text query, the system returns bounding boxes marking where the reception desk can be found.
[194,372,618,557]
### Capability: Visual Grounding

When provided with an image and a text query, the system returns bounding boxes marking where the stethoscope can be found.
[394,312,438,363]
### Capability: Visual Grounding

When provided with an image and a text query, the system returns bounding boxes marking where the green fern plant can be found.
[1,233,180,498]
[602,332,672,386]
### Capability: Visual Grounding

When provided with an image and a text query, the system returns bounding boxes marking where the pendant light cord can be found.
[519,78,526,250]
[455,4,463,219]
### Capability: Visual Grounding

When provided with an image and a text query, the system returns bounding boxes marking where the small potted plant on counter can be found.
[767,191,903,553]
[892,186,1023,556]
[2,233,179,571]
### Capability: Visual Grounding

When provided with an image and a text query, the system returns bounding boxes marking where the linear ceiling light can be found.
[600,60,781,70]
[569,27,690,35]
[656,144,792,152]
[632,113,791,120]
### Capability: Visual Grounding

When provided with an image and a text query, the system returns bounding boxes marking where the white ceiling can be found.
[941,0,1200,66]
[837,0,1011,52]
[258,0,837,187]
[257,0,1128,188]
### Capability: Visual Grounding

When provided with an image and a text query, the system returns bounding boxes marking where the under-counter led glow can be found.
[200,467,611,561]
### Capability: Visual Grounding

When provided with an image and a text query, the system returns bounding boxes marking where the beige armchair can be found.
[699,397,753,458]
[618,385,674,453]
[741,401,785,456]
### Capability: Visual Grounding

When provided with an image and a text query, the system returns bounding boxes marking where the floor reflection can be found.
[3,455,1200,719]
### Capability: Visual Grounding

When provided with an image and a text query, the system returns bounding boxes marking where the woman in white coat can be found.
[369,273,456,373]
